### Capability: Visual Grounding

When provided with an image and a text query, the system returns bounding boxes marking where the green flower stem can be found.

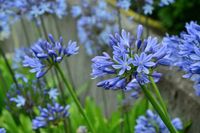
[39,16,57,87]
[121,91,131,133]
[149,76,168,116]
[55,64,95,133]
[140,84,179,133]
[52,15,76,90]
[0,46,19,90]
[54,68,69,133]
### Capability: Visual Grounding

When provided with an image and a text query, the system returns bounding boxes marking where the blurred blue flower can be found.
[12,0,67,20]
[91,24,168,97]
[116,0,131,10]
[53,0,67,19]
[0,12,11,40]
[140,0,175,15]
[48,88,59,100]
[65,40,79,56]
[71,0,118,55]
[10,95,26,108]
[160,0,175,6]
[143,3,154,15]
[71,5,82,18]
[23,35,79,78]
[135,110,183,133]
[164,21,200,96]
[32,103,70,129]
[0,128,6,133]
[5,77,51,115]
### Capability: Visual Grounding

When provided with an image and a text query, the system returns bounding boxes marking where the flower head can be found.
[5,77,57,116]
[32,103,70,129]
[71,0,118,55]
[91,24,168,97]
[135,110,183,133]
[164,21,200,96]
[23,34,79,78]
[12,0,67,20]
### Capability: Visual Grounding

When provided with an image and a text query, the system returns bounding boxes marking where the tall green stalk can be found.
[54,68,70,133]
[149,76,168,116]
[149,76,177,131]
[121,92,131,133]
[52,16,76,89]
[140,84,179,133]
[55,64,95,133]
[0,45,19,90]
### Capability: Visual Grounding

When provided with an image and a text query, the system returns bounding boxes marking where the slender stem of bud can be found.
[140,84,179,133]
[55,64,95,133]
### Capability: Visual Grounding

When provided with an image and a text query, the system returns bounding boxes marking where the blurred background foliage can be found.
[130,0,200,34]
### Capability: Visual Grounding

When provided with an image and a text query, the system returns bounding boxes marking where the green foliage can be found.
[0,55,187,133]
[0,95,152,133]
[0,57,12,111]
[155,0,200,34]
[0,110,33,133]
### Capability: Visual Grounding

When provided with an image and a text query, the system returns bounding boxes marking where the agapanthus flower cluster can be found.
[135,109,183,133]
[0,13,11,40]
[32,103,70,129]
[91,24,170,97]
[6,76,59,115]
[0,1,18,40]
[12,0,67,19]
[23,34,79,78]
[71,0,118,55]
[163,21,200,96]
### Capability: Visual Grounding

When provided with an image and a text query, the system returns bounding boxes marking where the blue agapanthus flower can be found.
[10,95,26,108]
[0,0,17,40]
[91,24,170,97]
[116,0,131,10]
[142,0,175,15]
[160,0,175,6]
[0,128,6,133]
[23,34,79,78]
[143,0,154,15]
[0,12,11,40]
[5,76,58,116]
[71,0,118,55]
[53,0,68,19]
[163,21,200,96]
[135,110,183,133]
[48,88,59,100]
[71,5,82,18]
[12,0,67,20]
[32,103,70,129]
